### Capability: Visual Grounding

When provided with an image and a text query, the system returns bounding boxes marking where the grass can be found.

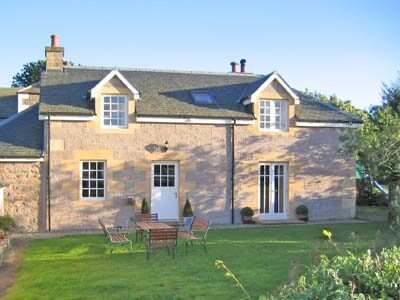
[3,223,395,300]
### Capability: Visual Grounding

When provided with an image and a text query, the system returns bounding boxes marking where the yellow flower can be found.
[214,260,224,269]
[322,229,332,240]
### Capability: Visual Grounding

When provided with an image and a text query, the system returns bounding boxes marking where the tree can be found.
[11,60,45,88]
[341,78,400,226]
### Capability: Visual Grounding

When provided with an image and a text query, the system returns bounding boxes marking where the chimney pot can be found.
[51,34,59,47]
[240,59,247,73]
[230,61,238,73]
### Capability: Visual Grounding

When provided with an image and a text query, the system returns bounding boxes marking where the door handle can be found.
[175,192,178,198]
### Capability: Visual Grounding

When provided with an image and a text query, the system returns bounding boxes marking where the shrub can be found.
[295,204,308,215]
[240,207,254,217]
[269,246,400,299]
[141,198,150,214]
[0,215,16,234]
[183,198,193,217]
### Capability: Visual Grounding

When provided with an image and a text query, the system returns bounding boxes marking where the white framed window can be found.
[259,163,287,219]
[80,161,106,200]
[259,100,288,131]
[102,95,127,127]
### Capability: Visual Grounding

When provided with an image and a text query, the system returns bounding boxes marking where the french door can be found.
[151,162,179,220]
[259,163,288,220]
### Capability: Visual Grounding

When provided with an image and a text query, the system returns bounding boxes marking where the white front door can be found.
[258,163,288,220]
[151,162,179,220]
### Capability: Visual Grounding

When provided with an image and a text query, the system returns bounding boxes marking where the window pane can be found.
[98,189,104,197]
[90,190,96,197]
[161,176,168,187]
[168,176,175,187]
[97,171,104,179]
[82,189,89,197]
[161,165,168,175]
[90,171,97,178]
[104,120,110,126]
[154,165,160,175]
[82,162,89,170]
[90,162,96,170]
[104,97,110,103]
[154,176,160,187]
[111,119,118,126]
[82,171,89,179]
[90,180,97,188]
[260,175,264,213]
[98,181,104,188]
[97,162,104,170]
[82,180,89,188]
[168,165,175,175]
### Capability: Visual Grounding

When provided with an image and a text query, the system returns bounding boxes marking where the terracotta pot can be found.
[241,215,253,224]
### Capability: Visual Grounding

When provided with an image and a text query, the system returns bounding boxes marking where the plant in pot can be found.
[0,214,16,242]
[141,198,150,214]
[183,198,194,227]
[240,207,254,224]
[295,204,309,222]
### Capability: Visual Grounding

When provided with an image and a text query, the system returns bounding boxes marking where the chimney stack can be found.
[230,61,238,73]
[240,59,246,73]
[45,34,64,71]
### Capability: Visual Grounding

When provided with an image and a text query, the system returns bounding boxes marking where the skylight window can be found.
[191,92,215,105]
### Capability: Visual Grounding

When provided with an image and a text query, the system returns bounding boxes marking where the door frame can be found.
[150,161,180,220]
[258,162,288,220]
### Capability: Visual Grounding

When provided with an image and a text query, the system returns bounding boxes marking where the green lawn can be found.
[4,223,395,300]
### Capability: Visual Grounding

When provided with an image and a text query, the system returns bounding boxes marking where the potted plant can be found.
[141,198,150,214]
[295,204,309,222]
[0,214,16,241]
[240,207,254,224]
[183,198,194,227]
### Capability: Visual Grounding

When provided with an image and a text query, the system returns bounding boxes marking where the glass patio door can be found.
[259,163,287,220]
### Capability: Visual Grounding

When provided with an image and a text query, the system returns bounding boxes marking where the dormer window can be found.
[191,92,215,105]
[102,95,127,127]
[259,99,288,131]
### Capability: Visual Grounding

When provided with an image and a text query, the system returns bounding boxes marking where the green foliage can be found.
[11,60,45,88]
[341,76,400,227]
[0,215,16,233]
[240,206,254,217]
[0,178,4,188]
[183,198,194,217]
[269,246,400,299]
[295,205,308,216]
[141,198,150,214]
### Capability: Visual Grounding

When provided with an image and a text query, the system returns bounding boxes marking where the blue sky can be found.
[0,0,399,109]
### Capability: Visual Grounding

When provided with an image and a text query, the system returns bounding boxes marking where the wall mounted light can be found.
[162,141,169,152]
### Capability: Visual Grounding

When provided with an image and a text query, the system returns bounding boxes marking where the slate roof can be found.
[39,66,360,123]
[294,90,362,123]
[0,104,43,158]
[0,88,18,119]
[18,82,40,94]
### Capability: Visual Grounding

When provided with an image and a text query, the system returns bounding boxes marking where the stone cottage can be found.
[0,35,361,232]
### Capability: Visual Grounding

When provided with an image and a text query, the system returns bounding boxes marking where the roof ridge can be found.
[64,65,264,77]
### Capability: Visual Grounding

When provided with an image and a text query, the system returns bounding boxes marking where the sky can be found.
[0,0,399,109]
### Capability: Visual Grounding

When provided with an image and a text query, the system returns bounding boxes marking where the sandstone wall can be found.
[0,162,44,232]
